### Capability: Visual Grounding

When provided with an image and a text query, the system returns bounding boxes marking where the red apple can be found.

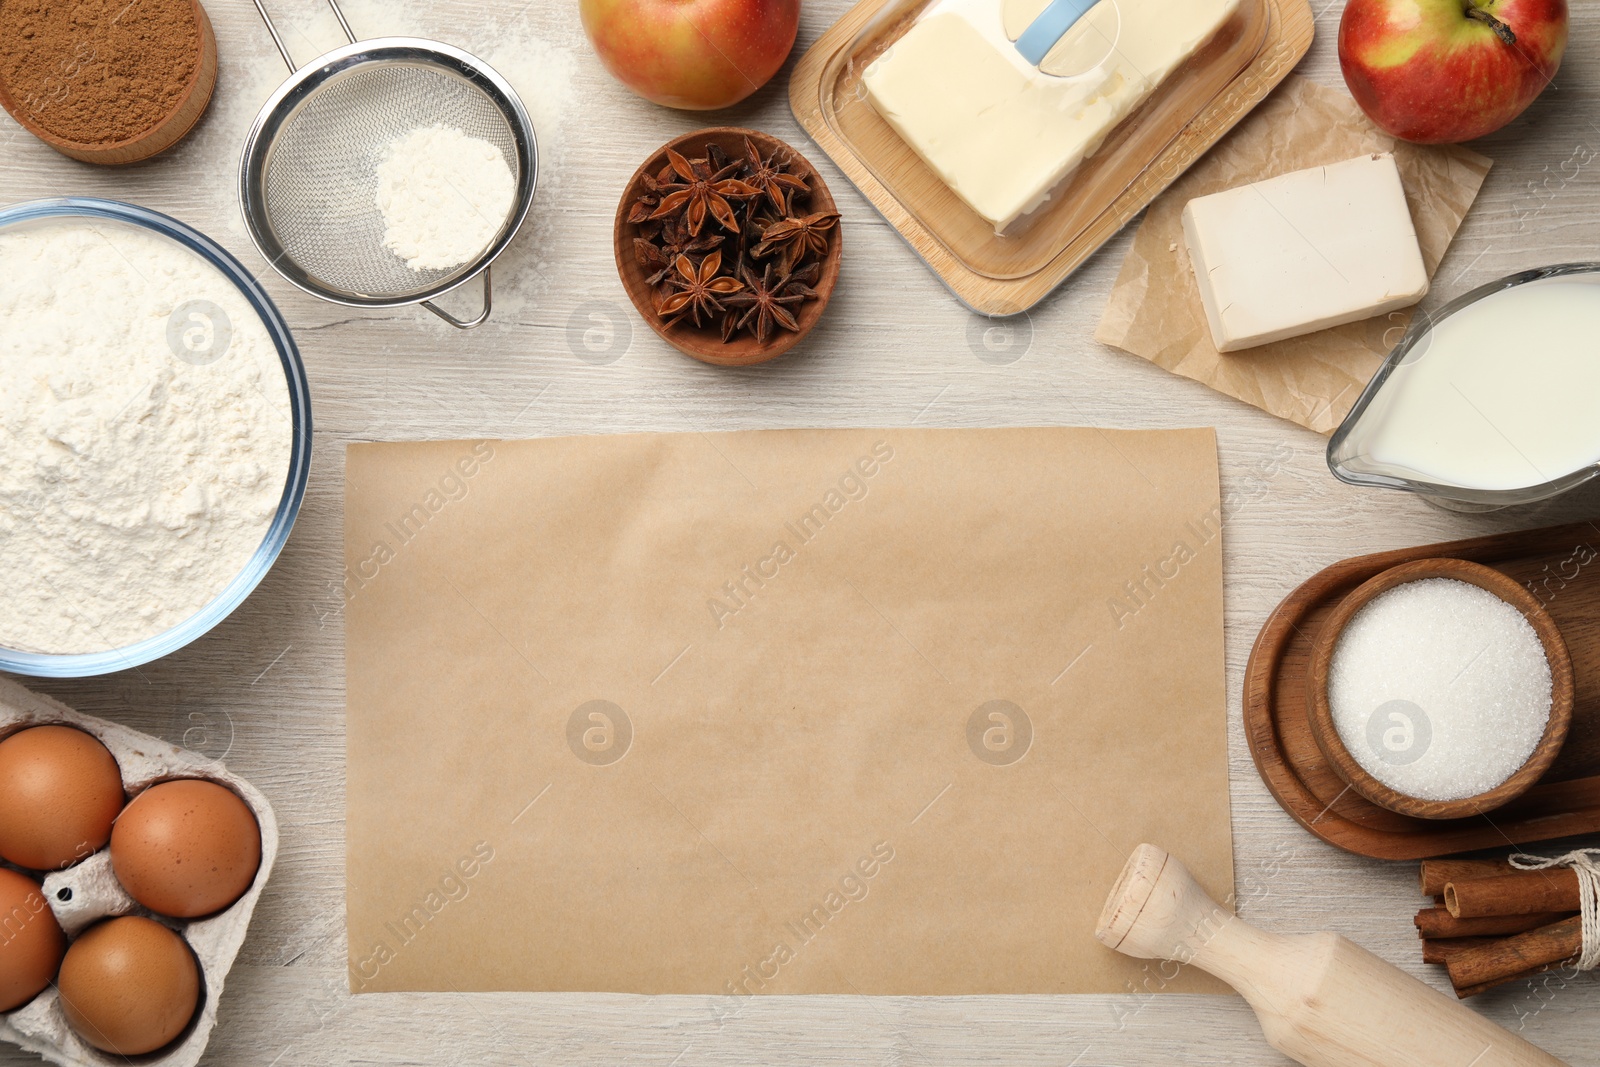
[580,0,801,111]
[1339,0,1568,144]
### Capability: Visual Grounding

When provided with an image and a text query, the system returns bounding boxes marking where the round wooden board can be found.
[1244,521,1600,860]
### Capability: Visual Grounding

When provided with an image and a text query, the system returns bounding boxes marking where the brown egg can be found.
[0,867,66,1011]
[110,779,261,918]
[0,725,125,870]
[56,916,199,1055]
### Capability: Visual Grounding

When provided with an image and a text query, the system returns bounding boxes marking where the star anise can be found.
[636,214,725,292]
[782,261,823,301]
[627,197,657,225]
[742,206,778,249]
[649,148,761,236]
[629,136,839,346]
[723,263,805,345]
[742,136,809,215]
[658,250,744,328]
[634,237,669,282]
[663,214,723,264]
[627,172,671,237]
[754,210,840,273]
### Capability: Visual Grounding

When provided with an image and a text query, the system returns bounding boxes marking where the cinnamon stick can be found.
[1414,906,1572,939]
[1444,869,1581,918]
[1446,917,1582,996]
[1421,937,1494,965]
[1454,960,1566,999]
[1419,857,1514,897]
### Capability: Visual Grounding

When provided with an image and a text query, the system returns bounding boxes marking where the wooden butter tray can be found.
[1244,521,1600,860]
[788,0,1313,315]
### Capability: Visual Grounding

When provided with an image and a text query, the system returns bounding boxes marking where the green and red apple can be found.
[580,0,801,111]
[1339,0,1568,144]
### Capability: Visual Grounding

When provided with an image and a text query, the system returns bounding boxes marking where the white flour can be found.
[0,221,293,655]
[376,125,516,272]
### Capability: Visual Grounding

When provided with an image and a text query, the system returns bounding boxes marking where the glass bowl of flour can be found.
[0,198,310,677]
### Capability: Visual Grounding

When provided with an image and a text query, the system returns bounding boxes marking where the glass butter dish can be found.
[790,0,1314,314]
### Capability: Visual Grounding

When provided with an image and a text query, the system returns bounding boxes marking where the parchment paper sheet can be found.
[345,428,1231,995]
[1095,75,1493,434]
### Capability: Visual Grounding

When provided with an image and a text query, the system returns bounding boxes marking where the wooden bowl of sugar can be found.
[0,0,218,165]
[1306,558,1573,821]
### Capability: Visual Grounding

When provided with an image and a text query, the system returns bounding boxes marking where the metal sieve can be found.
[239,0,537,329]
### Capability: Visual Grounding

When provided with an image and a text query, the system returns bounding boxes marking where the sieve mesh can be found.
[260,62,520,301]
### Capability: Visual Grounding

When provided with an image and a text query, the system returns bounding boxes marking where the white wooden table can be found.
[6,0,1600,1063]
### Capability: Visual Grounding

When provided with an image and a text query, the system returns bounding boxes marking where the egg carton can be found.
[0,675,279,1067]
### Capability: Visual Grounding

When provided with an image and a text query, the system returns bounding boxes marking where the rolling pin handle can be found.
[1098,844,1572,1067]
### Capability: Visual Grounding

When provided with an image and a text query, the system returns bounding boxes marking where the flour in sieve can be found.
[0,220,293,655]
[375,124,516,272]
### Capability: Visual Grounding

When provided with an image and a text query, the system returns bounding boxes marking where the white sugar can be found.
[1327,577,1551,802]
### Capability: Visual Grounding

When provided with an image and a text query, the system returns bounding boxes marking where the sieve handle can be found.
[421,269,494,330]
[249,0,297,71]
[251,0,358,72]
[326,0,358,48]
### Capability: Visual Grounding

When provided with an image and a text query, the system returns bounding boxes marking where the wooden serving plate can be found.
[1245,521,1600,860]
[789,0,1313,315]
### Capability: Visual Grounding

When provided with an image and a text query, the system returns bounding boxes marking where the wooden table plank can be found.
[6,0,1600,1062]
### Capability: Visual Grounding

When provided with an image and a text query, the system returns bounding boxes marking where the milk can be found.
[1336,273,1600,493]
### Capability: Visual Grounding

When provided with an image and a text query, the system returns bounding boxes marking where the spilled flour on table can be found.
[478,32,579,317]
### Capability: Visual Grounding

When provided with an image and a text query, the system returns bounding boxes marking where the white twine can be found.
[1510,848,1600,971]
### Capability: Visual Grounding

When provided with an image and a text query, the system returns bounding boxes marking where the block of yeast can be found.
[1181,153,1429,353]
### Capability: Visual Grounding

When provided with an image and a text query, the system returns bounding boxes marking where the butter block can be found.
[862,0,1240,233]
[1181,153,1430,353]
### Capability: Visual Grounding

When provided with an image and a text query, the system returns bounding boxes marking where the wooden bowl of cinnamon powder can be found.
[0,0,218,165]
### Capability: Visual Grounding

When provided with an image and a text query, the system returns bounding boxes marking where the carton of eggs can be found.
[0,675,278,1067]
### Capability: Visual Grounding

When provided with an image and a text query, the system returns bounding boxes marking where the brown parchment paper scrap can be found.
[344,428,1232,995]
[1095,75,1492,434]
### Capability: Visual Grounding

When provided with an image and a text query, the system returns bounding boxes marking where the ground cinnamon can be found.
[0,0,200,144]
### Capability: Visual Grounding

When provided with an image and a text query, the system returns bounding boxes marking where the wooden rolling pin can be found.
[1096,845,1569,1067]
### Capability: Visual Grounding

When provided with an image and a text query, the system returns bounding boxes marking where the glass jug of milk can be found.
[1328,264,1600,511]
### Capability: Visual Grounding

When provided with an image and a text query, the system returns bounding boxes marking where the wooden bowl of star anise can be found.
[614,127,842,367]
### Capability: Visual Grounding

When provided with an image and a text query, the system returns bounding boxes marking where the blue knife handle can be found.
[1014,0,1100,65]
